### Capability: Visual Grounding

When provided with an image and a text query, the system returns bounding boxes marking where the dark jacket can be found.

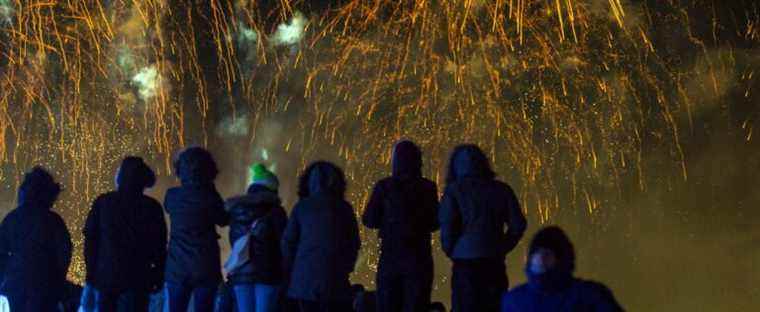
[164,183,229,286]
[282,162,360,302]
[501,278,623,312]
[502,226,623,312]
[226,185,288,285]
[363,141,439,272]
[84,189,167,292]
[0,169,72,302]
[439,146,527,260]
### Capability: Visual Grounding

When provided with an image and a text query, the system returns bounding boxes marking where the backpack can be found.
[224,216,271,276]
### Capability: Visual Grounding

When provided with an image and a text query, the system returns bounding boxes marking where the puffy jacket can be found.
[226,186,287,285]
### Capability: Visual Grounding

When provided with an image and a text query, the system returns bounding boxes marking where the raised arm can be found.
[439,185,462,257]
[362,182,384,229]
[502,186,527,254]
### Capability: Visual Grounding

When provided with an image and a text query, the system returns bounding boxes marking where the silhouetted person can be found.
[164,147,230,312]
[0,167,73,311]
[226,164,287,312]
[351,284,375,312]
[83,157,167,311]
[428,302,446,312]
[439,144,527,312]
[282,161,360,312]
[362,140,439,312]
[501,226,623,312]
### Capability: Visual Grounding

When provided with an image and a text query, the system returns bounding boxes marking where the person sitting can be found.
[501,226,624,312]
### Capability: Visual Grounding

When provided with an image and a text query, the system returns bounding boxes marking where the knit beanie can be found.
[249,164,279,192]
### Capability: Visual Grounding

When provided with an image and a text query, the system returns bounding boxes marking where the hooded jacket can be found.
[84,189,167,292]
[226,185,288,285]
[362,141,439,272]
[282,162,361,302]
[0,168,72,301]
[439,145,527,260]
[501,227,624,312]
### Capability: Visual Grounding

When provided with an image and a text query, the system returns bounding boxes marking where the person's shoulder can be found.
[502,283,532,305]
[573,279,620,303]
[420,177,438,189]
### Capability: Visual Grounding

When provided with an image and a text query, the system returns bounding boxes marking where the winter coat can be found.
[501,278,623,312]
[439,148,527,260]
[363,177,438,271]
[226,186,288,285]
[0,203,72,301]
[164,183,229,287]
[282,163,360,303]
[84,189,167,292]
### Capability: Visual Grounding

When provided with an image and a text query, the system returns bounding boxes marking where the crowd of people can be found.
[0,141,624,312]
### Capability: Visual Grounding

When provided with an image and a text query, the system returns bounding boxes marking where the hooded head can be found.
[391,140,422,178]
[173,146,219,185]
[445,144,495,186]
[116,156,156,192]
[297,161,346,199]
[526,226,576,291]
[17,166,61,209]
[248,163,279,193]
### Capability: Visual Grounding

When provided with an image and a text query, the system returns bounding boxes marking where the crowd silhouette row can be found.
[0,141,623,312]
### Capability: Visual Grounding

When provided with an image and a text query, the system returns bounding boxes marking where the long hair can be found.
[297,161,347,199]
[445,144,495,187]
[117,156,156,191]
[173,146,219,185]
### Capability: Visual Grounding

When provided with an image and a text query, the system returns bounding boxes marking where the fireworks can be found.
[0,1,758,306]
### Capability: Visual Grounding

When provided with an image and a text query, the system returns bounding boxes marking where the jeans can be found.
[451,258,508,312]
[233,283,278,312]
[165,282,217,312]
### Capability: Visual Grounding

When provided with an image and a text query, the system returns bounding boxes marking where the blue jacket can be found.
[502,278,623,312]
[439,178,526,259]
[164,183,229,286]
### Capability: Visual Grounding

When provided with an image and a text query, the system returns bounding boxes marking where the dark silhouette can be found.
[501,226,624,312]
[226,164,287,312]
[164,147,230,312]
[83,157,167,311]
[439,144,527,312]
[0,167,73,311]
[362,140,439,312]
[428,302,446,312]
[282,161,360,312]
[351,284,376,312]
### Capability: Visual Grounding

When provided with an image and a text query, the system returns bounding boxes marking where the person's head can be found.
[248,163,279,193]
[429,302,447,312]
[526,226,576,283]
[297,161,346,199]
[391,140,422,178]
[173,146,219,185]
[445,144,495,186]
[115,156,156,192]
[18,166,61,209]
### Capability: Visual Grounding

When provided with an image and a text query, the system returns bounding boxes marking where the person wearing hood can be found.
[83,157,167,311]
[164,147,230,312]
[439,144,527,312]
[225,164,288,312]
[501,226,623,312]
[0,167,73,311]
[282,161,360,312]
[362,140,439,312]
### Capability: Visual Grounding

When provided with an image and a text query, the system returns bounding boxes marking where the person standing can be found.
[501,226,624,312]
[0,167,73,311]
[83,157,167,311]
[439,144,527,312]
[226,164,288,312]
[164,147,230,312]
[362,140,439,312]
[282,161,361,312]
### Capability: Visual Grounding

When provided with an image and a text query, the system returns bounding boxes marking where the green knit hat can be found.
[249,163,279,192]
